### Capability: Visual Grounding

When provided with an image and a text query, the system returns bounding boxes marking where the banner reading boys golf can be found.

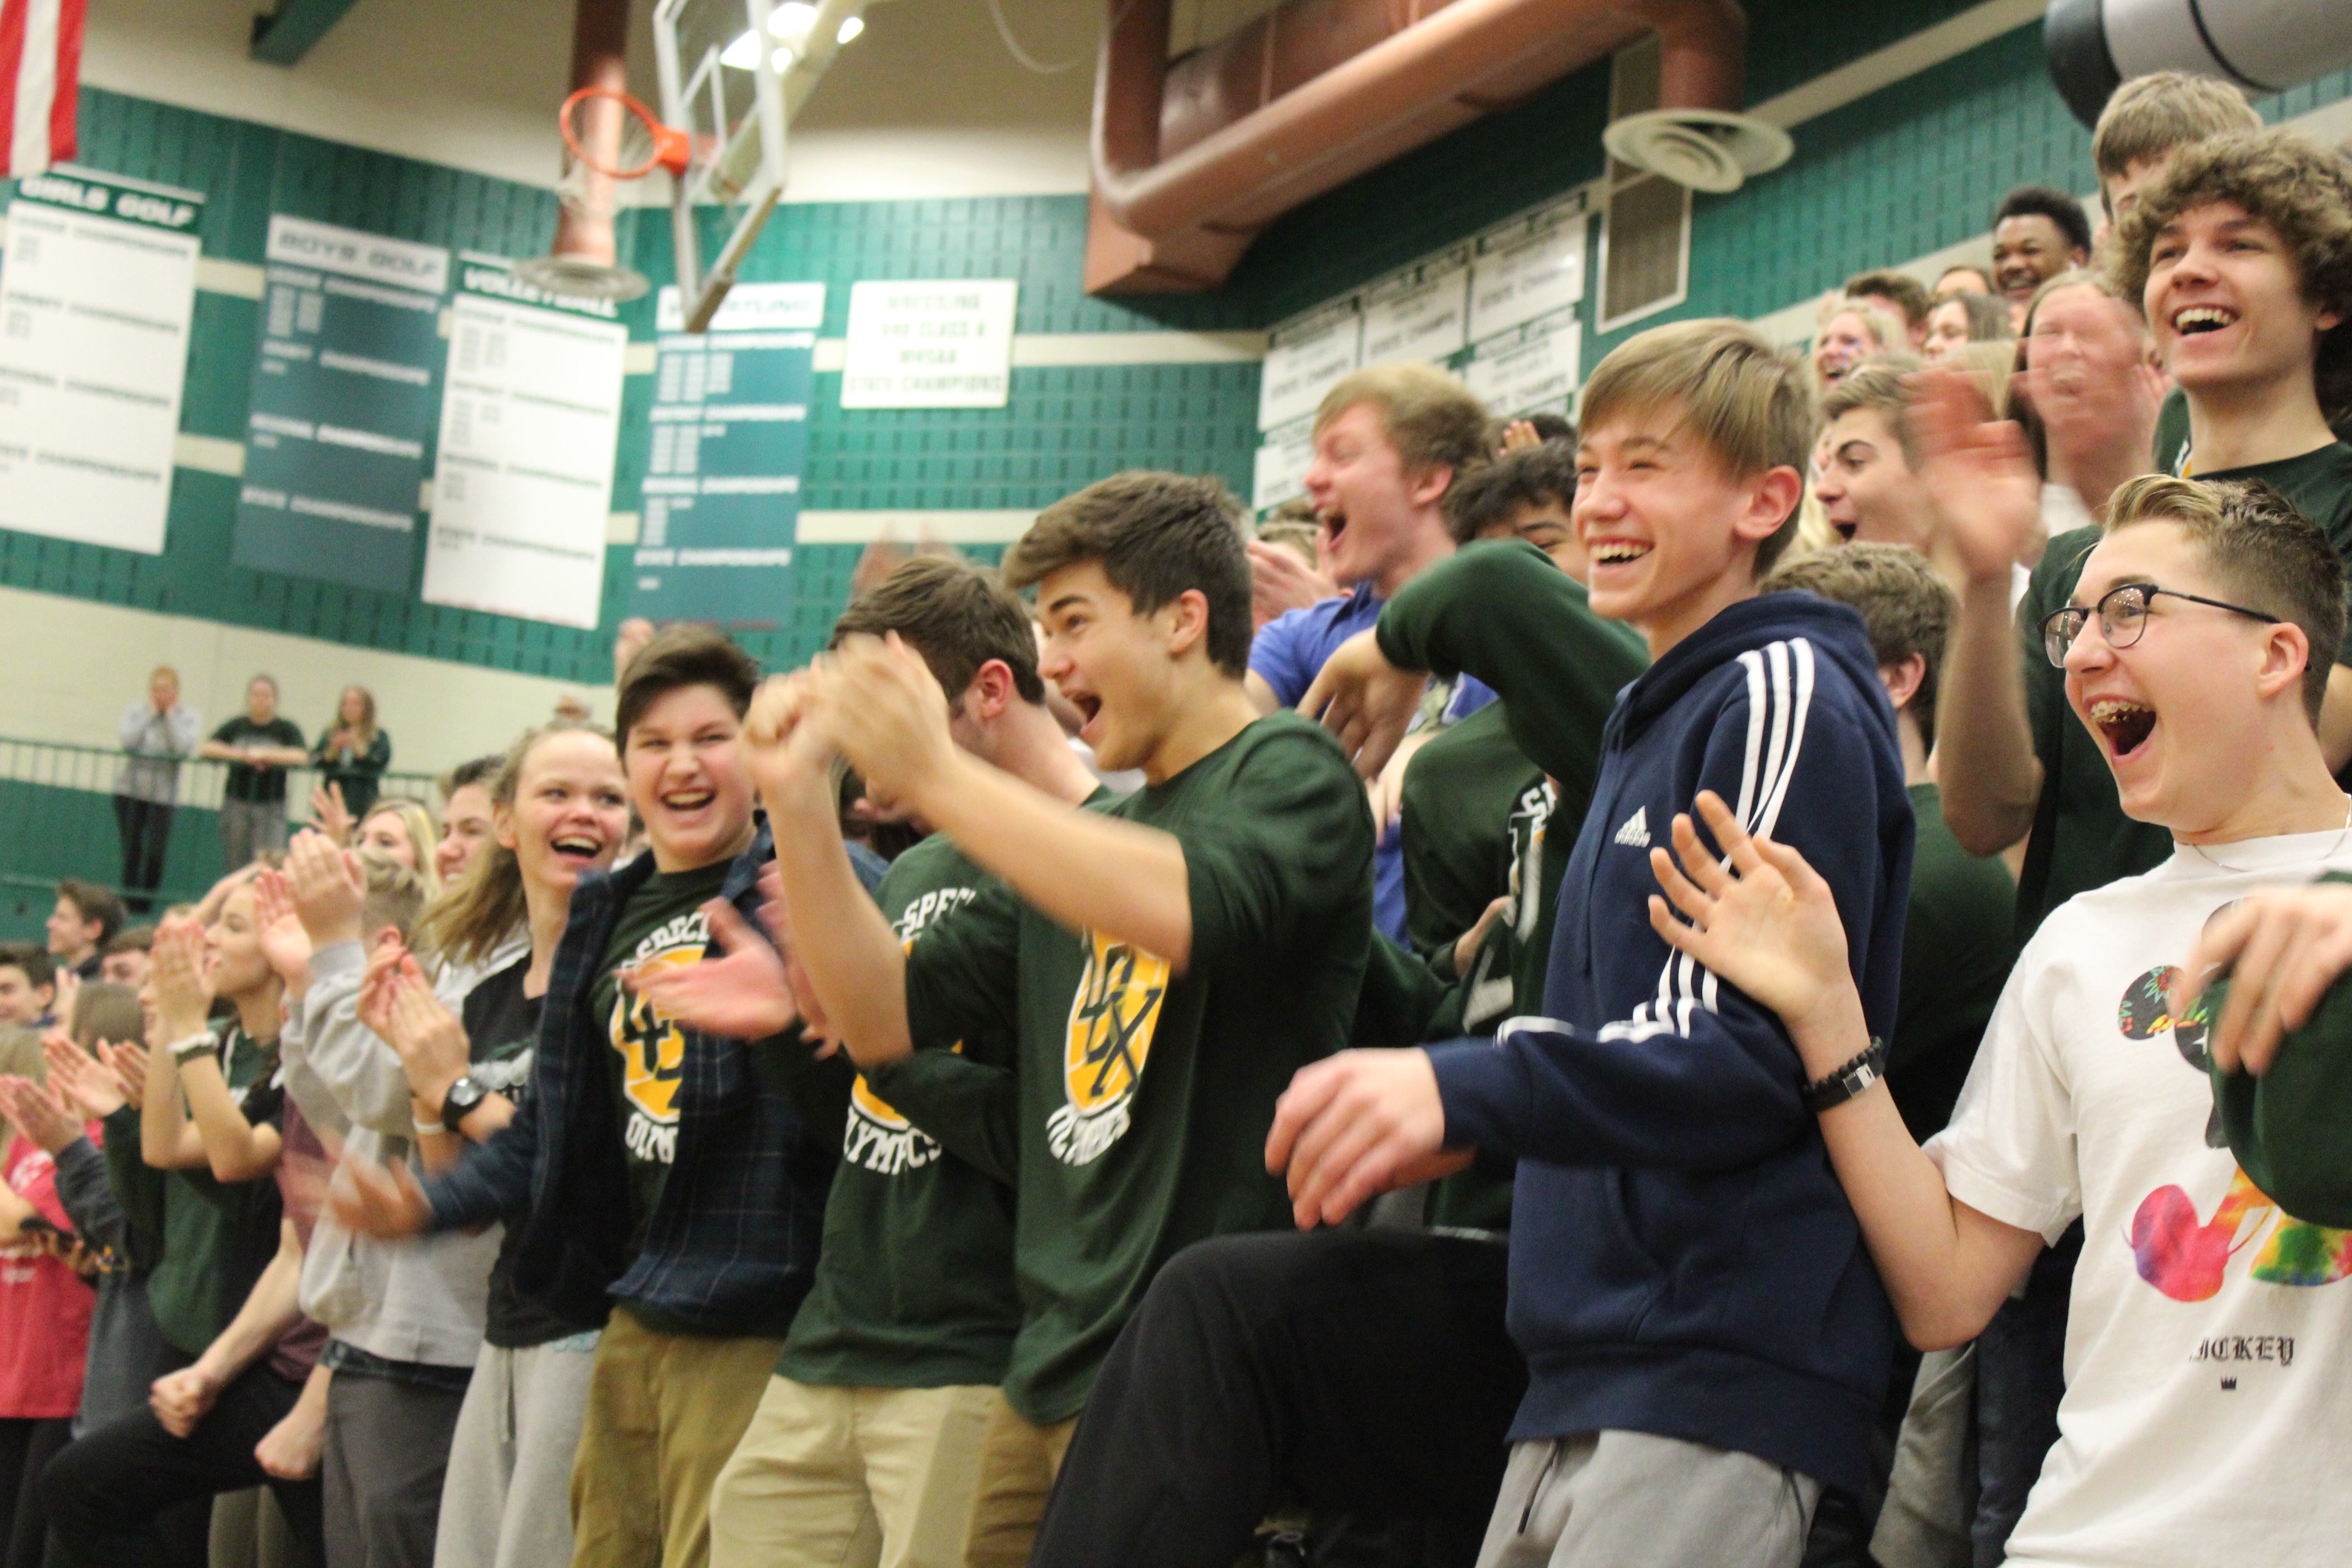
[422,257,628,629]
[233,216,450,591]
[630,281,823,629]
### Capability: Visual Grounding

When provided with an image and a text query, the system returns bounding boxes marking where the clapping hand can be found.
[382,967,471,1109]
[308,782,354,846]
[285,831,366,947]
[622,897,801,1042]
[251,870,314,992]
[1911,368,2042,591]
[149,918,215,1044]
[0,1070,88,1154]
[328,1154,431,1239]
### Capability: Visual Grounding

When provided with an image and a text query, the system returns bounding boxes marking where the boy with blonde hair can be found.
[1283,318,1913,1568]
[1251,361,1493,939]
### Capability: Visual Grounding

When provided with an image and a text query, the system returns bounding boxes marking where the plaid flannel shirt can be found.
[424,823,881,1338]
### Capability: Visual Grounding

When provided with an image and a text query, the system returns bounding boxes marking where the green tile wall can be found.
[6,7,2350,683]
[0,94,1261,681]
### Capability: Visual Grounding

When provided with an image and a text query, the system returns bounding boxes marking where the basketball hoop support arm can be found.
[655,0,863,332]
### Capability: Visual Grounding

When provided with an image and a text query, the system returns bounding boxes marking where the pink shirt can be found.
[0,1132,96,1418]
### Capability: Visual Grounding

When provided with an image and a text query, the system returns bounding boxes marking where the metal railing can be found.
[0,735,444,930]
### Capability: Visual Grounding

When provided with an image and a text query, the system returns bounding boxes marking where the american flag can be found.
[2,0,85,179]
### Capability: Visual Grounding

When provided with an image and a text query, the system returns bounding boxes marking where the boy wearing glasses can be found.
[1647,470,2352,1568]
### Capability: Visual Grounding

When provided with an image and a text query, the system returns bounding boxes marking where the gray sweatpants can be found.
[1475,1431,1820,1568]
[322,1372,469,1568]
[433,1333,601,1568]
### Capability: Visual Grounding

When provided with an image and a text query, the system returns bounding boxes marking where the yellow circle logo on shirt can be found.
[612,946,695,1126]
[1049,930,1168,1166]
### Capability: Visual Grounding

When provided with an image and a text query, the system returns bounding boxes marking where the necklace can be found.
[2185,793,2352,873]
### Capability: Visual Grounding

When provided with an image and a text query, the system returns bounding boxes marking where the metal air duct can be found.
[1086,0,1781,294]
[2047,0,2352,128]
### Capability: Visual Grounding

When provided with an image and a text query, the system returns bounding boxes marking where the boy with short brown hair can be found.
[1282,318,1911,1568]
[751,470,1376,1568]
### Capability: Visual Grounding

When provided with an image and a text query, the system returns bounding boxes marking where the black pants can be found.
[0,1416,69,1568]
[42,1362,323,1568]
[1033,1230,1527,1568]
[111,795,173,908]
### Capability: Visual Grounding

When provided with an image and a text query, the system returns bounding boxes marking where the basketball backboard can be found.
[651,0,875,332]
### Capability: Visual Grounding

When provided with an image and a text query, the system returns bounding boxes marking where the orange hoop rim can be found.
[558,86,694,180]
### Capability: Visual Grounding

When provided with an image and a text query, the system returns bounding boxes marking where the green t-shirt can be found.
[1891,783,2018,1143]
[1400,700,1541,970]
[589,858,733,1252]
[777,832,1026,1390]
[2017,442,2352,937]
[2154,384,2352,477]
[876,712,1374,1423]
[132,1027,285,1355]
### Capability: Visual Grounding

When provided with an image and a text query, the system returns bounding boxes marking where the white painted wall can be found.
[0,584,608,777]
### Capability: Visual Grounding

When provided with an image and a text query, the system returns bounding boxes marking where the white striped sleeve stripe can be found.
[1622,638,1820,1038]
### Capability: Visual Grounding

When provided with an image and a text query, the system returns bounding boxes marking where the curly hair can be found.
[2106,130,2352,421]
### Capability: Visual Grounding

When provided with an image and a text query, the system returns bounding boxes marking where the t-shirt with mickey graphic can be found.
[878,711,1374,1424]
[588,858,733,1254]
[777,829,1032,1390]
[1927,827,2352,1568]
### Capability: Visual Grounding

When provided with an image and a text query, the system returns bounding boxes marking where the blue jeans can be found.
[1970,1222,2081,1566]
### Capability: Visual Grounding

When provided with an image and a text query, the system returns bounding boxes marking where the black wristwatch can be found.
[1800,1039,1888,1114]
[440,1075,490,1133]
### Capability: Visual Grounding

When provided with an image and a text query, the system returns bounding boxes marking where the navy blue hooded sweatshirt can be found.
[1414,583,1911,1500]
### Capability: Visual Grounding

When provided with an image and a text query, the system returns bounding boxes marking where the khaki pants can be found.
[569,1310,787,1568]
[709,1377,1001,1568]
[959,1401,1078,1568]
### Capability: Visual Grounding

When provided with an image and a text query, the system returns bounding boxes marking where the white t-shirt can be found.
[1928,826,2352,1568]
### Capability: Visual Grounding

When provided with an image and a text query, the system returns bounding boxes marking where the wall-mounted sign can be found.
[1360,251,1470,368]
[421,258,628,629]
[1468,195,1588,343]
[1256,302,1361,431]
[1464,308,1582,419]
[839,279,1017,409]
[1252,189,1593,513]
[232,216,450,592]
[1252,416,1315,513]
[632,281,824,630]
[0,166,202,554]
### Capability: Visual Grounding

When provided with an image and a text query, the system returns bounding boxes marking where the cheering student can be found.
[632,557,1108,1568]
[336,628,853,1568]
[750,472,1375,1568]
[1276,319,1912,1568]
[1647,474,2352,1568]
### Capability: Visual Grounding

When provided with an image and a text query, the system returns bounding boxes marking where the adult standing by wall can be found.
[114,669,200,911]
[310,687,391,822]
[200,678,307,872]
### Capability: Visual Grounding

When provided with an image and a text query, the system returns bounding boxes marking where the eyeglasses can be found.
[2039,582,2285,668]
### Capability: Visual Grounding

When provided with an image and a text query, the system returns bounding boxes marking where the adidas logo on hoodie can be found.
[1613,806,1650,848]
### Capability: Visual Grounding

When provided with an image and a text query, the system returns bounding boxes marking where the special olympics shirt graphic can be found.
[1048,929,1169,1166]
[609,908,709,1166]
[843,880,985,1176]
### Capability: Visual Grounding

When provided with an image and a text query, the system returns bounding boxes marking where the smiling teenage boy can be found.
[692,556,1106,1568]
[1654,473,2352,1568]
[751,471,1374,1568]
[1274,318,1914,1568]
[395,627,850,1568]
[1249,364,1493,939]
[1940,130,2352,936]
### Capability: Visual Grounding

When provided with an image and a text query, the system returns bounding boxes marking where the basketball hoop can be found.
[515,87,699,302]
[557,86,698,181]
